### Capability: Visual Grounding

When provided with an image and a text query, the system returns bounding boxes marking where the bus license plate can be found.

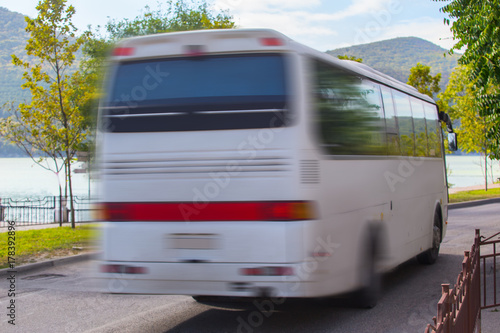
[167,233,219,250]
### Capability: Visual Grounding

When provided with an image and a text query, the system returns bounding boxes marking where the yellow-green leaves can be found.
[407,63,441,99]
[438,65,497,157]
[104,0,235,40]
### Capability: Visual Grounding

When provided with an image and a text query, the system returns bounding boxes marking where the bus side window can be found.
[380,87,400,155]
[313,60,386,155]
[410,98,428,157]
[393,91,415,156]
[424,104,442,157]
[360,81,387,155]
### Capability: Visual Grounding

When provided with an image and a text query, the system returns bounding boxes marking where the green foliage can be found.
[436,0,500,158]
[439,66,479,154]
[83,0,235,77]
[438,65,499,187]
[337,55,363,63]
[407,63,441,98]
[106,0,235,40]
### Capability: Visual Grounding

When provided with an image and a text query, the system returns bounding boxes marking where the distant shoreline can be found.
[0,155,498,198]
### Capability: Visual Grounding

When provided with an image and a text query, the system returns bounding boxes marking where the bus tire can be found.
[417,211,441,265]
[353,234,381,309]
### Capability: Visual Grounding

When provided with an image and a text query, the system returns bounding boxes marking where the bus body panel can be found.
[99,129,299,203]
[101,221,305,264]
[96,28,450,299]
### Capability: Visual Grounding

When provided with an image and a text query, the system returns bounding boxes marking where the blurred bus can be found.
[95,29,457,307]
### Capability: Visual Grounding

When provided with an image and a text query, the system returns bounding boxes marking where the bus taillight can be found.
[112,47,135,56]
[240,266,294,276]
[184,44,206,56]
[100,264,148,274]
[91,203,109,221]
[265,201,317,221]
[260,37,284,46]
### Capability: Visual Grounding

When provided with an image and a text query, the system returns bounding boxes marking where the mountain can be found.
[326,37,460,91]
[0,6,30,111]
[0,7,30,156]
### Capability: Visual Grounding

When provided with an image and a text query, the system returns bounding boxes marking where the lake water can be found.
[0,158,93,199]
[446,155,500,188]
[0,155,498,199]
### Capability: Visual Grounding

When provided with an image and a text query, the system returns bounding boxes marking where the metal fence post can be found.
[475,229,481,333]
[464,251,471,332]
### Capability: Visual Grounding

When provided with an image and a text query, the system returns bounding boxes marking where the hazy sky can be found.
[1,0,456,51]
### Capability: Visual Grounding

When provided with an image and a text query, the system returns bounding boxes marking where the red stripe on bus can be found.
[101,201,315,222]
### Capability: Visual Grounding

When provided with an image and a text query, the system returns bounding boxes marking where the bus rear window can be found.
[101,54,289,132]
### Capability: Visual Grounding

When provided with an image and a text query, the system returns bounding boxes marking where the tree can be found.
[407,63,441,98]
[436,0,500,158]
[83,0,235,78]
[438,65,498,190]
[106,0,235,39]
[337,55,363,63]
[0,0,96,227]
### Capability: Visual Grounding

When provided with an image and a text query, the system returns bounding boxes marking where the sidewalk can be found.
[448,182,500,194]
[0,221,95,230]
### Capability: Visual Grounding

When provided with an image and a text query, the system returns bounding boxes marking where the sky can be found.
[0,0,456,52]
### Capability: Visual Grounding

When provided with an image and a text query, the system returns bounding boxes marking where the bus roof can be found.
[111,28,435,104]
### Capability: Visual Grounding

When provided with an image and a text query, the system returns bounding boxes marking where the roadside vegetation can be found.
[0,225,96,269]
[449,188,500,203]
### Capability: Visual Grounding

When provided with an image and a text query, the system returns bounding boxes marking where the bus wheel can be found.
[354,236,381,308]
[417,212,441,265]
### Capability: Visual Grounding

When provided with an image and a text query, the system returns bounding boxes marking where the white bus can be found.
[95,29,457,307]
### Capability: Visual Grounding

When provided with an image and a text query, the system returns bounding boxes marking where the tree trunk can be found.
[58,178,63,227]
[65,162,68,199]
[66,154,76,228]
[484,126,488,191]
[485,153,488,191]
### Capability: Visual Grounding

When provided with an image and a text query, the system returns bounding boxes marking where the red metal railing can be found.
[480,231,500,309]
[425,229,481,333]
[425,229,500,332]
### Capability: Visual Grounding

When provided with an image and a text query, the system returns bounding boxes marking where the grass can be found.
[449,187,500,203]
[0,225,97,269]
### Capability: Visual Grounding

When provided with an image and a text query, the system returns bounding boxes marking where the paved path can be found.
[448,182,500,194]
[0,221,94,231]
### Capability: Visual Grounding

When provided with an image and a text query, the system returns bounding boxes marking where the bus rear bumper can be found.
[94,261,358,298]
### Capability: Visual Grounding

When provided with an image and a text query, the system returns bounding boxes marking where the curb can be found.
[0,252,99,277]
[449,197,500,210]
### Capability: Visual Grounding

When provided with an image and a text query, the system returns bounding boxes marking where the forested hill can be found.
[0,7,30,156]
[0,7,30,110]
[326,37,460,90]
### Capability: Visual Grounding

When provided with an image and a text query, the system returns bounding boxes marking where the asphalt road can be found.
[1,203,499,333]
